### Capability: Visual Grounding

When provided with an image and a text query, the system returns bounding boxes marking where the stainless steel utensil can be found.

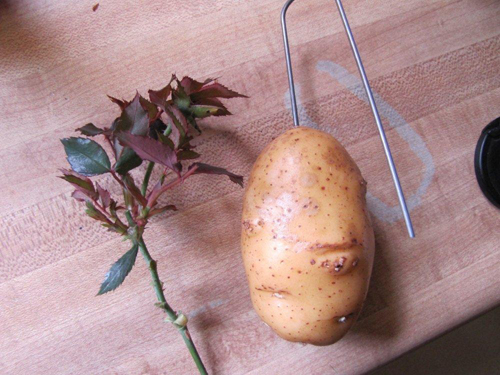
[281,0,415,238]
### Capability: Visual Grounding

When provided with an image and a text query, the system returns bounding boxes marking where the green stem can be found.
[137,237,208,375]
[124,210,135,226]
[141,162,155,196]
[141,125,171,198]
[164,123,172,137]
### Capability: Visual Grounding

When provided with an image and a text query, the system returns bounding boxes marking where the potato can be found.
[241,126,374,346]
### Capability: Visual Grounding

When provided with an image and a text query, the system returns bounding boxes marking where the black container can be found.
[474,117,500,208]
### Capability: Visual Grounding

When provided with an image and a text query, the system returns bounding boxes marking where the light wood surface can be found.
[1,0,499,374]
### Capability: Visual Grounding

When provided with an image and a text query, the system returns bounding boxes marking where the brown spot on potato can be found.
[334,257,347,272]
[308,242,355,252]
[242,219,264,236]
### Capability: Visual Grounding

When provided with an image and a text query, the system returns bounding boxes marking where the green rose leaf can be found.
[85,201,109,222]
[172,84,191,111]
[61,137,111,176]
[97,243,139,295]
[114,147,143,175]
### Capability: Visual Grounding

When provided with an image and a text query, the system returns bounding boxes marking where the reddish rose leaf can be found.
[109,200,124,218]
[187,116,202,133]
[189,162,243,187]
[123,186,134,209]
[163,104,188,145]
[112,94,150,158]
[107,95,128,110]
[148,86,170,107]
[76,123,104,136]
[147,179,163,203]
[149,75,175,107]
[177,150,200,160]
[139,96,159,121]
[115,93,149,136]
[118,133,179,172]
[96,182,111,208]
[191,82,248,101]
[59,168,98,200]
[167,104,188,129]
[180,76,217,94]
[108,118,122,159]
[193,96,227,108]
[178,134,194,150]
[72,190,92,202]
[179,76,215,95]
[123,174,147,206]
[60,168,94,191]
[156,130,175,150]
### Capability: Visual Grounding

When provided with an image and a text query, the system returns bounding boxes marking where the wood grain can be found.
[1,0,499,374]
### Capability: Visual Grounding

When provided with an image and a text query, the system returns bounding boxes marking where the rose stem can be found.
[137,237,208,375]
[141,162,155,196]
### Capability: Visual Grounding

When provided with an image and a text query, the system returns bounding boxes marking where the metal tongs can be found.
[281,0,415,238]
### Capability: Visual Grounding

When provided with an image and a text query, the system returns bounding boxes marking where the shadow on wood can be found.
[352,217,402,339]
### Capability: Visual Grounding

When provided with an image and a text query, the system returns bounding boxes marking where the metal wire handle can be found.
[281,0,415,238]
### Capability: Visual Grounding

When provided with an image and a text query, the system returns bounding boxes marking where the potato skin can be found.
[241,127,374,346]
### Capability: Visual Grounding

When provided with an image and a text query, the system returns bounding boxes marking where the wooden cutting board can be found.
[1,0,499,374]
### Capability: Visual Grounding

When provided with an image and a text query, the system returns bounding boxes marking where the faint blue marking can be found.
[188,299,226,318]
[284,61,435,223]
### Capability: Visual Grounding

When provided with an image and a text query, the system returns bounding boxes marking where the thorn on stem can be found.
[155,302,167,309]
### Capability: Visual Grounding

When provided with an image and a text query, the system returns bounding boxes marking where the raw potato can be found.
[241,127,375,346]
